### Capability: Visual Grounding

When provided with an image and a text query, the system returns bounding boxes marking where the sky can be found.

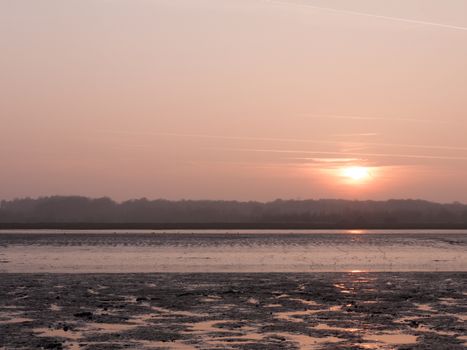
[1,0,467,202]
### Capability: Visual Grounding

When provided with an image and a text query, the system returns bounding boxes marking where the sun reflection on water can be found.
[346,229,367,234]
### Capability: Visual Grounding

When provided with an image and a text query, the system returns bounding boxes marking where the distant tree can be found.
[0,196,466,228]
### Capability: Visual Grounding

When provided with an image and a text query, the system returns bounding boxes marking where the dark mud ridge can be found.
[0,273,466,349]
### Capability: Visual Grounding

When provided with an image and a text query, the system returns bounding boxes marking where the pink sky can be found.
[1,0,467,202]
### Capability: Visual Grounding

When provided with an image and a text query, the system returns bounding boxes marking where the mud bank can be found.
[0,273,466,349]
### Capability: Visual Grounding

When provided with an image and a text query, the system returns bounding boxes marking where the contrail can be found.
[101,130,467,152]
[304,114,450,124]
[304,157,361,163]
[218,147,467,161]
[268,0,467,32]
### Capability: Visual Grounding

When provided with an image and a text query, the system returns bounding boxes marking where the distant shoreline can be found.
[1,223,467,230]
[3,197,467,230]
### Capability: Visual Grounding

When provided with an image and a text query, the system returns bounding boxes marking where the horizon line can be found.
[1,195,465,206]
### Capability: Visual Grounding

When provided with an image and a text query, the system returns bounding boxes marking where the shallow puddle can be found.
[0,316,33,324]
[0,311,33,325]
[289,298,320,307]
[459,335,467,346]
[314,323,359,333]
[214,332,264,342]
[49,304,62,311]
[416,303,435,312]
[265,303,282,307]
[247,297,259,305]
[139,339,197,350]
[33,328,82,340]
[200,295,222,302]
[276,332,343,347]
[332,283,354,294]
[363,332,418,346]
[150,306,207,318]
[396,316,452,334]
[85,322,137,333]
[188,320,223,333]
[275,309,321,322]
[329,305,343,311]
[66,342,81,350]
[439,297,457,305]
[445,312,467,322]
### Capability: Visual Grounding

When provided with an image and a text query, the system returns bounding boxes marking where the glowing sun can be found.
[341,166,371,182]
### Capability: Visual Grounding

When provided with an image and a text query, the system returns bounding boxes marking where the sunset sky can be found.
[1,0,467,202]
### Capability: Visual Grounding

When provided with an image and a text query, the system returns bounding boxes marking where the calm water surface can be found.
[1,229,467,234]
[0,229,465,273]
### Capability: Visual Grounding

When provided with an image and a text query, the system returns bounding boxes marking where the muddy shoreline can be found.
[1,272,466,349]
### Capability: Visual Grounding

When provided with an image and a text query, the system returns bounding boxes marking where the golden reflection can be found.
[347,229,366,234]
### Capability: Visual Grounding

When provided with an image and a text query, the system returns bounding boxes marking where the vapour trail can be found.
[305,114,451,124]
[268,0,467,32]
[217,147,467,161]
[105,131,467,153]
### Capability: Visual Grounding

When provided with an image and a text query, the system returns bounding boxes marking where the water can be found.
[0,229,465,273]
[1,229,467,234]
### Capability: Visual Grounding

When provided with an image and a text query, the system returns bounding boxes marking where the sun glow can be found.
[341,166,371,182]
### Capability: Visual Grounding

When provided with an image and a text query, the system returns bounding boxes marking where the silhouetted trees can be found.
[0,196,466,228]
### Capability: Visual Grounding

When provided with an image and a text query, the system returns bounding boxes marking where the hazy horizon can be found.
[2,0,467,202]
[1,194,467,206]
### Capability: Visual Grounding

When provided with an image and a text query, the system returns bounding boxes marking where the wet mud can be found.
[0,272,466,349]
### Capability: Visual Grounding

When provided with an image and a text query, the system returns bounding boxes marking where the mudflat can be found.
[0,273,466,349]
[1,231,466,349]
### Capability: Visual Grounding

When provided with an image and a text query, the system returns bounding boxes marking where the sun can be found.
[341,166,371,182]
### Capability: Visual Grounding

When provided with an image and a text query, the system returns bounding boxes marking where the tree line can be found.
[1,196,467,228]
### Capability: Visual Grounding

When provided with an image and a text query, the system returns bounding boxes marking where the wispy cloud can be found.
[267,0,467,32]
